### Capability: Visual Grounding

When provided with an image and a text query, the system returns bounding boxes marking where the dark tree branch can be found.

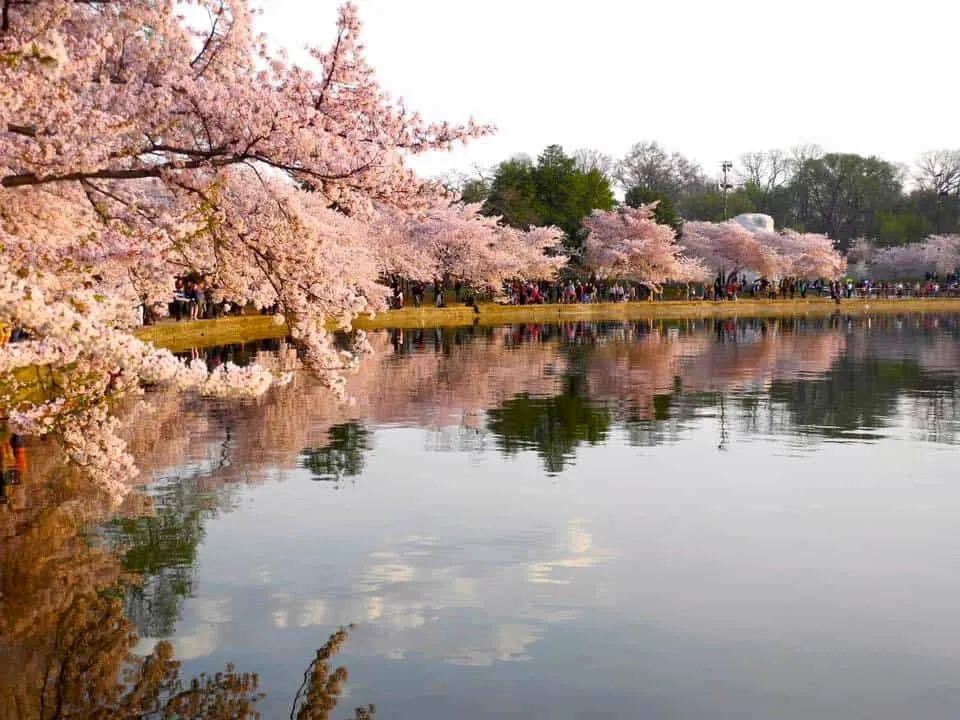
[314,27,345,110]
[6,122,37,137]
[190,0,224,68]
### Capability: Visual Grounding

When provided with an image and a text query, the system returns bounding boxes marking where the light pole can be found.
[720,161,734,220]
[935,172,943,234]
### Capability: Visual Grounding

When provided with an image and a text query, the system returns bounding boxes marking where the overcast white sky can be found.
[256,0,959,182]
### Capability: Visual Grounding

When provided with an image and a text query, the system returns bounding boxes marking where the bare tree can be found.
[736,149,792,194]
[915,150,960,196]
[572,148,615,181]
[615,141,706,200]
[789,143,825,166]
[434,163,493,203]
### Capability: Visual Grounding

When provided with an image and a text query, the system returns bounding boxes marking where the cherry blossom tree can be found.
[870,235,960,279]
[500,224,569,284]
[680,220,783,282]
[756,229,847,279]
[369,205,440,283]
[682,221,846,281]
[870,244,932,280]
[0,0,491,496]
[924,234,960,275]
[582,204,708,294]
[379,203,566,293]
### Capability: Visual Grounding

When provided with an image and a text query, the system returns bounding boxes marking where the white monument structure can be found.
[731,213,775,233]
[727,213,776,282]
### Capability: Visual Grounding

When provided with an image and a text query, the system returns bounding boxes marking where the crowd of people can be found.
[385,273,960,309]
[168,277,243,321]
[152,272,960,324]
[8,268,955,339]
[387,277,656,308]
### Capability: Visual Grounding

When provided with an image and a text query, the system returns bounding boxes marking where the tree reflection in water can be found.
[103,478,226,639]
[0,444,373,720]
[300,423,372,487]
[154,316,960,479]
[487,379,611,474]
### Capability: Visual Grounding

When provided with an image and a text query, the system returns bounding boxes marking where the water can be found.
[4,314,960,719]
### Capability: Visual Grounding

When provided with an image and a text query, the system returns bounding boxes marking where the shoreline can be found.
[135,297,960,352]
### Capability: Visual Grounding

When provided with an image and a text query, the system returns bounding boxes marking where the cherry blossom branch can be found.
[190,0,225,69]
[1,152,376,187]
[5,122,36,137]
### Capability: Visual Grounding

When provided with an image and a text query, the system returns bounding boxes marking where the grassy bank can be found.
[134,314,290,353]
[134,297,960,351]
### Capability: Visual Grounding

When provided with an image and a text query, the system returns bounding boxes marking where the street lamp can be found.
[935,172,943,234]
[720,161,734,220]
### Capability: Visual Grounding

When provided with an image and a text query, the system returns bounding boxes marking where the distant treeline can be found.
[442,143,960,251]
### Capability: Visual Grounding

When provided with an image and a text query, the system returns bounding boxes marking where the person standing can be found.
[195,280,207,319]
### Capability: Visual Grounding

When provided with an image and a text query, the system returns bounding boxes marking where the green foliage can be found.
[624,187,683,233]
[786,153,904,248]
[679,189,755,222]
[740,181,794,227]
[300,422,372,486]
[459,178,491,204]
[483,145,615,248]
[887,189,960,239]
[875,211,933,246]
[484,155,542,228]
[103,478,224,638]
[463,145,960,250]
[475,144,960,249]
[486,368,611,474]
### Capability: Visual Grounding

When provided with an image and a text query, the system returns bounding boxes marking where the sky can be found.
[255,0,960,183]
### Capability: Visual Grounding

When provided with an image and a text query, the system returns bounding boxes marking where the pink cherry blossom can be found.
[374,203,566,292]
[582,204,708,291]
[756,229,847,279]
[0,1,494,496]
[870,235,960,279]
[681,221,784,281]
[682,221,846,281]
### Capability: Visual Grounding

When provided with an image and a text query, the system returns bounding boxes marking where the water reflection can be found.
[301,423,372,486]
[5,314,960,718]
[159,315,960,476]
[103,477,236,638]
[0,448,369,718]
[487,369,611,474]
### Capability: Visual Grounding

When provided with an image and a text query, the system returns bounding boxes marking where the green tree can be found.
[624,187,683,233]
[436,168,493,205]
[740,181,794,228]
[679,188,756,222]
[459,177,491,204]
[895,189,960,238]
[483,145,615,249]
[875,210,933,246]
[786,153,904,248]
[483,155,542,228]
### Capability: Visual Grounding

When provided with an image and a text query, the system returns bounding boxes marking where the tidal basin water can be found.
[6,314,960,719]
